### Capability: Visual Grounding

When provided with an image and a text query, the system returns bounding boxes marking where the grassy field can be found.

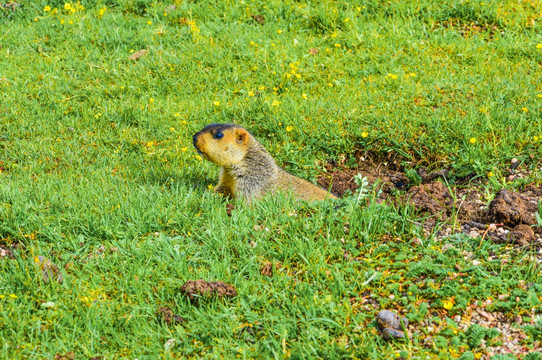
[1,0,541,358]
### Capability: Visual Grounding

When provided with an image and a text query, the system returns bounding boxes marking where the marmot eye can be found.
[213,132,224,140]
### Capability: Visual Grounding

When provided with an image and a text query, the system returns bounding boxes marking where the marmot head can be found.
[192,123,250,167]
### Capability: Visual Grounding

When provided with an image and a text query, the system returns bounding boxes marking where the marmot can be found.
[192,123,337,202]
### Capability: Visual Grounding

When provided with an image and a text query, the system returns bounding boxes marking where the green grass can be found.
[1,0,541,358]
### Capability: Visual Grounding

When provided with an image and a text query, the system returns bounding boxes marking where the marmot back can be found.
[192,123,337,202]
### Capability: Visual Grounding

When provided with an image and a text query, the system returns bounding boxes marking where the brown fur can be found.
[193,124,337,202]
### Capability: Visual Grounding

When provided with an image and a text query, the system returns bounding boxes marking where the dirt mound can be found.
[488,189,536,226]
[180,280,237,303]
[507,225,536,246]
[319,153,541,246]
[405,182,453,219]
[318,154,408,197]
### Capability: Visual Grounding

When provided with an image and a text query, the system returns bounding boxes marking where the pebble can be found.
[376,310,409,341]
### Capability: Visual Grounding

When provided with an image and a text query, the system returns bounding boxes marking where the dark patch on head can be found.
[193,123,239,151]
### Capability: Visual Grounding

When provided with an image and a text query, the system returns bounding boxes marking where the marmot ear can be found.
[236,128,248,145]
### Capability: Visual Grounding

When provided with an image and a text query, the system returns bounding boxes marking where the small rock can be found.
[164,338,176,352]
[479,310,495,322]
[381,327,405,340]
[0,244,14,259]
[376,310,409,330]
[376,309,408,340]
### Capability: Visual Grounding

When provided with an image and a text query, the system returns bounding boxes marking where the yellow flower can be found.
[248,91,254,97]
[64,3,72,11]
[387,73,398,79]
[60,19,65,24]
[213,101,220,106]
[334,43,341,48]
[181,147,187,152]
[534,136,539,141]
[271,100,281,106]
[536,44,542,49]
[302,93,308,100]
[278,122,282,126]
[442,300,453,310]
[328,83,334,87]
[537,94,542,98]
[361,131,368,138]
[258,86,265,91]
[147,20,152,25]
[277,29,283,34]
[469,137,476,144]
[286,126,293,132]
[170,127,175,132]
[343,18,350,23]
[195,155,202,161]
[487,171,494,177]
[522,107,528,112]
[9,294,18,299]
[208,184,214,190]
[149,98,154,103]
[44,5,51,11]
[410,72,417,77]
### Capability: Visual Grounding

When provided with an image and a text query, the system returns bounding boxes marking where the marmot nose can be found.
[192,132,202,153]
